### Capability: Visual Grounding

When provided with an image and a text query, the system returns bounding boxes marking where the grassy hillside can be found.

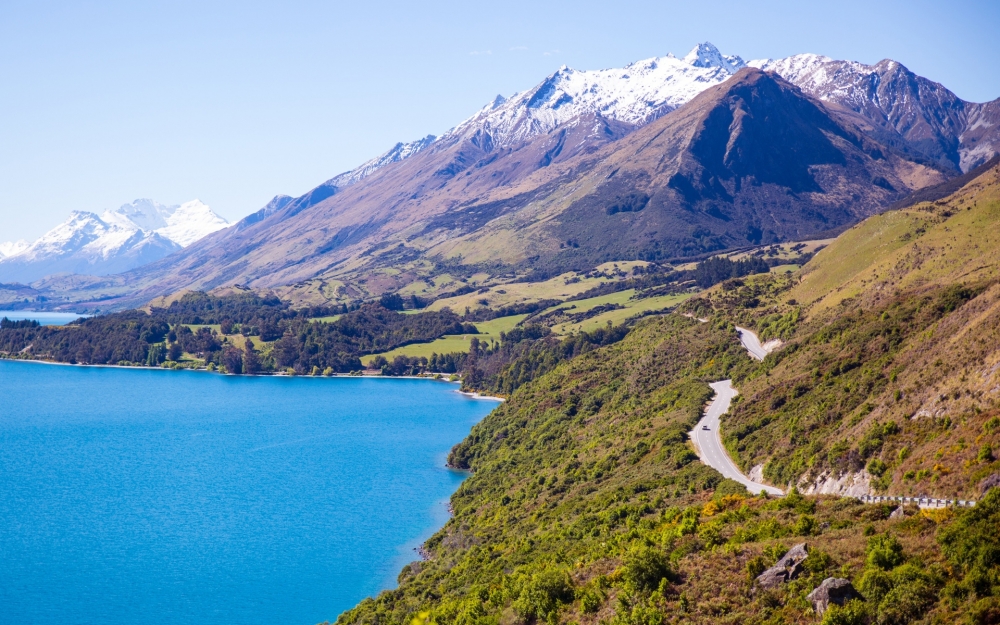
[335,314,1000,625]
[333,165,1000,625]
[702,166,1000,500]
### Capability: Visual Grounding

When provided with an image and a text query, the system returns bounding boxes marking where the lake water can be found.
[0,360,499,625]
[0,310,88,325]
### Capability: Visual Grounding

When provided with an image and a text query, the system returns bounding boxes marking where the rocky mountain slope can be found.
[752,54,1000,173]
[92,67,938,307]
[0,199,227,284]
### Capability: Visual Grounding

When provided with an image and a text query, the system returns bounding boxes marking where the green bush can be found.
[876,576,935,625]
[857,566,893,604]
[745,555,768,582]
[866,533,905,570]
[622,546,671,593]
[820,599,870,625]
[866,458,888,478]
[577,586,605,614]
[514,569,575,620]
[794,514,818,536]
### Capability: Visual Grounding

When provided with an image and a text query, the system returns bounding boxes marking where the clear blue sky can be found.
[1,0,998,241]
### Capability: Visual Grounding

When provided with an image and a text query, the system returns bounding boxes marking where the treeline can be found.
[371,323,633,398]
[0,312,170,366]
[0,292,476,374]
[692,255,770,288]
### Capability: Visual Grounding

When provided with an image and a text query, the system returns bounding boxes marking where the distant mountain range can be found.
[0,199,228,284]
[7,42,999,308]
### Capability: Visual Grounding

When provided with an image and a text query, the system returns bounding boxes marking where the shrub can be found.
[821,599,870,625]
[622,546,671,593]
[866,458,888,477]
[857,566,893,603]
[745,555,768,582]
[876,576,935,625]
[577,586,604,614]
[794,514,818,536]
[979,444,995,463]
[514,569,575,620]
[866,533,905,570]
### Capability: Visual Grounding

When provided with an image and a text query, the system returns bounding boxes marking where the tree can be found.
[222,346,243,374]
[167,342,182,361]
[380,293,405,311]
[243,339,260,374]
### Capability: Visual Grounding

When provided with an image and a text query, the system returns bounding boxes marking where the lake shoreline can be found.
[0,354,504,399]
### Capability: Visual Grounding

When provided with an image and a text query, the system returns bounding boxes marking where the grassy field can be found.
[426,261,651,313]
[308,315,341,323]
[551,292,694,334]
[360,314,528,365]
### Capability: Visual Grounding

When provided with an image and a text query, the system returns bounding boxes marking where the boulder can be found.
[980,472,1000,496]
[807,578,862,616]
[889,505,905,519]
[756,543,808,588]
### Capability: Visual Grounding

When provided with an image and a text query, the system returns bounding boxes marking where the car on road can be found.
[702,425,709,430]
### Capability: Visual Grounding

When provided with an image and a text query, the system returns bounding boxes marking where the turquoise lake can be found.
[0,360,499,624]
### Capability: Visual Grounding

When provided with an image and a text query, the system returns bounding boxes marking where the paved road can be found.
[735,326,768,361]
[690,380,784,496]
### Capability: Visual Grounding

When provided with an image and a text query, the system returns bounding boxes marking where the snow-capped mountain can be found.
[749,54,1000,172]
[102,198,229,246]
[0,240,29,258]
[0,199,228,284]
[323,42,997,191]
[327,135,437,188]
[310,43,749,194]
[443,45,747,149]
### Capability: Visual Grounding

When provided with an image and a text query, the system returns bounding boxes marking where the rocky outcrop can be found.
[807,578,862,616]
[799,470,872,497]
[980,473,1000,496]
[756,543,808,588]
[889,505,905,519]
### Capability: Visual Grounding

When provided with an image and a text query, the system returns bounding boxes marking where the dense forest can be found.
[0,292,476,374]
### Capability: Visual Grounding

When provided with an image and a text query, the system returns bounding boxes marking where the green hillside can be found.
[334,165,1000,625]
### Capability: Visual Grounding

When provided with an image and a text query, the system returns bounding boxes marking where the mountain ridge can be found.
[12,42,999,309]
[0,199,228,284]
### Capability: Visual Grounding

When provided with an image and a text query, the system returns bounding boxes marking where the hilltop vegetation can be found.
[684,165,1000,501]
[332,165,1000,625]
[335,312,1000,625]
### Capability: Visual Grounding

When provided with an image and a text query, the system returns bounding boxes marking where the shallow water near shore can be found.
[0,360,499,625]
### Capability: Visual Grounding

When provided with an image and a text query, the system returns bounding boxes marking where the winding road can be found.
[736,326,769,361]
[689,324,785,495]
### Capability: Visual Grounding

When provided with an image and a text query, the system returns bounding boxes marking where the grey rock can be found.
[889,505,905,519]
[756,566,792,588]
[756,543,808,588]
[807,578,862,616]
[980,472,1000,496]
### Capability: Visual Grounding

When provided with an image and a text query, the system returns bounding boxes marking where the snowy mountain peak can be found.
[327,135,438,188]
[444,43,748,149]
[0,199,229,283]
[0,239,29,258]
[101,198,228,247]
[682,42,746,73]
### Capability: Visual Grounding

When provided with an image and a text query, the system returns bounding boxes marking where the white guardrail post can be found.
[854,494,975,508]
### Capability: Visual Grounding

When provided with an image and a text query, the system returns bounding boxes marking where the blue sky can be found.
[1,0,998,241]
